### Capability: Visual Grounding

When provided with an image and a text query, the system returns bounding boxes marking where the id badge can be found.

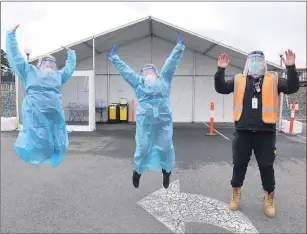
[252,97,258,109]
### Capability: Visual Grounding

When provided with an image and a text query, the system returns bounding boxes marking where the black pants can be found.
[231,130,276,193]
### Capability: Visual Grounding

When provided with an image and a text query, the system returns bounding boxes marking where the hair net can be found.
[243,51,267,77]
[37,54,57,71]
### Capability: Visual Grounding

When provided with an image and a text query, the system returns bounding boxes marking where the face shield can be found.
[37,55,57,72]
[141,65,158,84]
[243,51,267,78]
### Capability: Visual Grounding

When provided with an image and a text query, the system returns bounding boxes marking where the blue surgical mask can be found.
[243,53,267,77]
[250,62,261,73]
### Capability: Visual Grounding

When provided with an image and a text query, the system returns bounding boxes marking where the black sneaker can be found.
[162,169,171,189]
[132,170,141,188]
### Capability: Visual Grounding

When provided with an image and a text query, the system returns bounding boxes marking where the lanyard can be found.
[253,77,263,95]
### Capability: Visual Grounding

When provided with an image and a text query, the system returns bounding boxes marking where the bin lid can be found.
[119,98,128,104]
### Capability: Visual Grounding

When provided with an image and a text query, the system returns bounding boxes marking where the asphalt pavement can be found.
[1,123,306,233]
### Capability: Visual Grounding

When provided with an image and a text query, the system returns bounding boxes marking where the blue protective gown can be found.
[109,43,185,174]
[6,31,76,167]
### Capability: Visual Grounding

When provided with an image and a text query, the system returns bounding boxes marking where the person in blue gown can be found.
[6,25,76,167]
[107,34,185,188]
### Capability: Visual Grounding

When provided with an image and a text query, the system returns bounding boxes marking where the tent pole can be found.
[91,37,96,130]
[107,53,110,106]
[192,51,196,123]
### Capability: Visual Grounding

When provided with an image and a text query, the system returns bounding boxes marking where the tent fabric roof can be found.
[30,16,283,72]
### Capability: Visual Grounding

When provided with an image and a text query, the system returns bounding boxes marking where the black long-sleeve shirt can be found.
[214,65,300,131]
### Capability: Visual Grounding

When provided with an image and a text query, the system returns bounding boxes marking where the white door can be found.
[17,70,95,131]
[62,70,95,131]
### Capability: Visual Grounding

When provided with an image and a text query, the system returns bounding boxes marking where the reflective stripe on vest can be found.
[233,74,246,120]
[233,72,279,123]
[262,72,279,123]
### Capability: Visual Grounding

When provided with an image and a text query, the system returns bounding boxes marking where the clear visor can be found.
[243,54,267,77]
[141,66,158,78]
[39,57,57,71]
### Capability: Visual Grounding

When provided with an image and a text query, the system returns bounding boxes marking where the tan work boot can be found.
[230,187,241,211]
[264,191,275,217]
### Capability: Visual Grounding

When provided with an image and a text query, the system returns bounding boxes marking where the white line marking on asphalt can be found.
[298,135,306,139]
[202,122,230,140]
[285,135,306,144]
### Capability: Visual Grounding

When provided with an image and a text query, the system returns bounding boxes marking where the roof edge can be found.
[29,15,283,70]
[29,16,151,62]
[151,16,283,70]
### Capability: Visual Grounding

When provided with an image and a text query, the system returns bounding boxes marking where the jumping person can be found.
[107,34,185,189]
[6,25,76,167]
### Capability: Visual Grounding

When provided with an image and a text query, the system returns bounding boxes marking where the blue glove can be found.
[175,33,184,44]
[107,45,119,57]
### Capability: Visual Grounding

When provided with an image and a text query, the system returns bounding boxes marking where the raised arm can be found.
[277,49,300,94]
[214,53,234,94]
[5,25,30,85]
[160,34,185,84]
[214,67,234,94]
[60,47,77,85]
[107,45,140,89]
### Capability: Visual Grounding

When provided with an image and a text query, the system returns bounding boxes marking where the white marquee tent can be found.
[16,16,284,131]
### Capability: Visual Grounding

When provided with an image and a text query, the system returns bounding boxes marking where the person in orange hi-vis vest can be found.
[214,50,299,217]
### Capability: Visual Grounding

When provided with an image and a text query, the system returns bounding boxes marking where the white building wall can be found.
[109,37,151,74]
[152,37,194,75]
[170,76,193,122]
[194,53,239,122]
[95,75,108,121]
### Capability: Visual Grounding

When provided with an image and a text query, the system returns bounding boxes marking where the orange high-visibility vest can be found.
[233,72,279,124]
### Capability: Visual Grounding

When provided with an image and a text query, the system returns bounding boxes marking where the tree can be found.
[1,49,14,82]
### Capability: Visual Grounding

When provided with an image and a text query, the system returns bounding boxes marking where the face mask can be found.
[251,62,260,71]
[144,75,156,85]
[249,62,265,78]
[42,67,53,72]
[38,68,55,78]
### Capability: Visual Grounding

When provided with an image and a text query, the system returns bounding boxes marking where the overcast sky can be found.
[1,2,306,67]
